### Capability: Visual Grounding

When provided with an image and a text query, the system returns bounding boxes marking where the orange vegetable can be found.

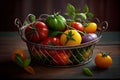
[11,49,27,61]
[85,22,97,33]
[95,52,112,69]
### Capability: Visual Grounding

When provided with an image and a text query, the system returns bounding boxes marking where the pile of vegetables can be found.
[15,3,99,66]
[23,3,98,46]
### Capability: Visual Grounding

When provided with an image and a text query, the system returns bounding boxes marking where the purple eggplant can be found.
[82,33,97,43]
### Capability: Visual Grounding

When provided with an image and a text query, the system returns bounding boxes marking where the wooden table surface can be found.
[0,31,120,79]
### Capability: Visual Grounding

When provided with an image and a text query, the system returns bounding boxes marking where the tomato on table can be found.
[95,52,112,69]
[11,49,35,75]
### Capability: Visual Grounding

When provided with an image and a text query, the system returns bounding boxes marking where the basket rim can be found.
[21,35,102,50]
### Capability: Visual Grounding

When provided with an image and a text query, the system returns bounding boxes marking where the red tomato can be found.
[51,51,70,65]
[71,22,84,32]
[41,37,61,56]
[41,37,61,46]
[25,21,48,43]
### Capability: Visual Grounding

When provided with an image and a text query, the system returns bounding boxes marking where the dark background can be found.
[0,0,120,31]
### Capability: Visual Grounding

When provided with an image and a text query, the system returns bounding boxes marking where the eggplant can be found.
[82,33,97,43]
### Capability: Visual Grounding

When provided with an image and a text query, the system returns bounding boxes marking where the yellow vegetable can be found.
[60,30,82,46]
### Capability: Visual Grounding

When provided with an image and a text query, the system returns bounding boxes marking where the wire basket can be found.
[14,16,108,67]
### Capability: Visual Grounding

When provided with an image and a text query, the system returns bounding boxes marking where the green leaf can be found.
[14,54,31,67]
[83,4,89,14]
[83,67,93,76]
[75,18,81,22]
[67,3,75,13]
[77,13,87,20]
[15,54,24,67]
[87,12,94,18]
[48,30,63,37]
[75,9,80,13]
[66,3,76,20]
[83,22,88,27]
[65,3,93,23]
[23,59,31,67]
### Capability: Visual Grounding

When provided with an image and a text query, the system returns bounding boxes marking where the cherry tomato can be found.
[95,53,112,69]
[85,22,97,33]
[71,22,84,32]
[60,30,82,46]
[11,49,27,61]
[25,21,48,43]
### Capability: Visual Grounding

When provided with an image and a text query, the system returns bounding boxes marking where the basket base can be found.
[28,44,94,67]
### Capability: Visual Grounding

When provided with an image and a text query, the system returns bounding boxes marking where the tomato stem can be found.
[64,30,75,45]
[102,52,111,57]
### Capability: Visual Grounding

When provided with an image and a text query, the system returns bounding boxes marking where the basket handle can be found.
[38,14,49,22]
[14,18,23,37]
[97,21,108,36]
[92,18,108,36]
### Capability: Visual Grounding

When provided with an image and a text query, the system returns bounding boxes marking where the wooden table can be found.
[0,31,120,79]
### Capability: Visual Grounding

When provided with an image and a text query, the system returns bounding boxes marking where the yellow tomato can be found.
[85,22,97,33]
[60,30,82,46]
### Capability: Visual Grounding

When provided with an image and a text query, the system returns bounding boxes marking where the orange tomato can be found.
[85,22,97,33]
[95,53,112,69]
[11,49,27,61]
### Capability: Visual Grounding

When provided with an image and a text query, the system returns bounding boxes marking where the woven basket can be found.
[15,16,108,67]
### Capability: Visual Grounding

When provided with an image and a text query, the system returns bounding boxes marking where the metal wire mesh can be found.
[24,36,101,67]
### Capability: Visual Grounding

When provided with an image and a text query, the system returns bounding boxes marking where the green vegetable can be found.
[46,12,66,31]
[83,67,93,76]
